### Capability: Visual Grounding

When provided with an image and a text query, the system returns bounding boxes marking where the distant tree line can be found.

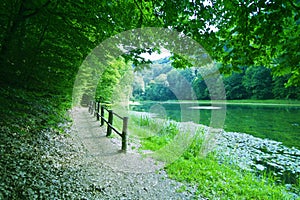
[133,62,300,101]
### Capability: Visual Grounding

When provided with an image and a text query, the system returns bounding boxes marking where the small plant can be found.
[140,122,179,151]
[139,116,151,126]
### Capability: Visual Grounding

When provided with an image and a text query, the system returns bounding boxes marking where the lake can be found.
[130,101,300,149]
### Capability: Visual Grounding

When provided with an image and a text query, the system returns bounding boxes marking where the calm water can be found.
[130,101,300,149]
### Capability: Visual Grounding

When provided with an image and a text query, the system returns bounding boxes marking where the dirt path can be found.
[70,107,201,199]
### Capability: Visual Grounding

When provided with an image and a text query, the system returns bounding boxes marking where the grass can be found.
[131,100,300,149]
[166,135,296,199]
[117,113,299,199]
[139,122,179,151]
[167,156,292,199]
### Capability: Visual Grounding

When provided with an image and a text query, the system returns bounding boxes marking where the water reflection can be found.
[130,102,300,149]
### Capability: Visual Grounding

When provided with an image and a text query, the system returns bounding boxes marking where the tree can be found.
[143,81,175,101]
[223,69,249,99]
[153,0,300,86]
[272,76,300,99]
[132,75,145,100]
[0,0,162,96]
[167,69,195,100]
[0,0,100,93]
[243,66,274,99]
[95,58,132,103]
[192,76,210,100]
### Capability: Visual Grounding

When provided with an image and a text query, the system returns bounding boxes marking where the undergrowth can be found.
[127,114,299,199]
[0,87,98,199]
[140,122,179,151]
[166,138,295,199]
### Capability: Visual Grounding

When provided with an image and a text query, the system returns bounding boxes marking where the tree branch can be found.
[134,0,144,27]
[23,0,52,19]
[288,0,300,11]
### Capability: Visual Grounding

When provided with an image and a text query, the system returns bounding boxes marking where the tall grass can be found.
[121,113,298,199]
[167,150,293,199]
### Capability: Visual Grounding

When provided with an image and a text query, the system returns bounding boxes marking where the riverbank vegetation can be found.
[133,99,300,106]
[1,0,300,198]
[130,100,300,149]
[120,114,300,199]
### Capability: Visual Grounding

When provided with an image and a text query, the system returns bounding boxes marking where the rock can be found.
[214,130,300,184]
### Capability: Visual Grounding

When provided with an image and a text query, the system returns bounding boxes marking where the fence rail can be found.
[88,101,128,152]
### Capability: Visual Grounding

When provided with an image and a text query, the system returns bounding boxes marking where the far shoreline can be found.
[129,99,300,107]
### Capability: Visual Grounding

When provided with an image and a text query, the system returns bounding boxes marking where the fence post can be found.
[91,101,94,115]
[96,102,100,121]
[100,105,104,126]
[121,117,128,152]
[94,101,97,117]
[93,101,95,115]
[88,101,92,114]
[106,110,113,137]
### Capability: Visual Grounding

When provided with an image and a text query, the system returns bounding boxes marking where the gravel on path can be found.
[70,107,202,200]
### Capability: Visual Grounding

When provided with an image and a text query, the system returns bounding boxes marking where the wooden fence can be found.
[88,101,128,152]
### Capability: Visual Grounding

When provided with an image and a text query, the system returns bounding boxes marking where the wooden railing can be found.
[88,101,128,152]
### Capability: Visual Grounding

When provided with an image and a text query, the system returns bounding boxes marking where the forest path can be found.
[70,107,201,199]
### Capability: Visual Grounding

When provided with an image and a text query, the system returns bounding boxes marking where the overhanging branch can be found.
[288,0,300,11]
[23,0,52,19]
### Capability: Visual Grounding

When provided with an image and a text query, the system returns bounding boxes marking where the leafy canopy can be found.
[1,0,299,94]
[152,0,300,86]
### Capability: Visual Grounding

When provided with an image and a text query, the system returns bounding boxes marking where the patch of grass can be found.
[166,134,292,199]
[130,115,164,137]
[125,112,298,199]
[113,115,164,139]
[166,154,293,199]
[140,122,179,151]
[170,134,295,199]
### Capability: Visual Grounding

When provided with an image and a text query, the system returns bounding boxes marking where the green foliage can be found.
[0,88,69,132]
[130,115,295,199]
[95,58,133,103]
[166,155,293,199]
[0,0,96,94]
[0,0,160,103]
[140,122,179,151]
[143,83,176,101]
[169,54,193,69]
[192,76,210,100]
[223,70,249,100]
[137,116,151,127]
[134,59,300,101]
[133,59,198,101]
[153,0,300,86]
[242,66,274,99]
[126,115,164,139]
[272,76,300,100]
[1,0,300,197]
